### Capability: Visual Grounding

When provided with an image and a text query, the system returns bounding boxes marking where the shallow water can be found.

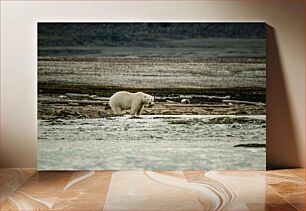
[38,115,266,170]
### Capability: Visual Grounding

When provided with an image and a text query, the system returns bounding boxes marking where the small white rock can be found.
[59,95,67,99]
[181,99,190,104]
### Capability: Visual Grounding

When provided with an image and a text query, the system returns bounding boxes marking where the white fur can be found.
[109,91,154,116]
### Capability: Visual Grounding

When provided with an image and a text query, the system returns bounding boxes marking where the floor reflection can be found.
[0,169,304,210]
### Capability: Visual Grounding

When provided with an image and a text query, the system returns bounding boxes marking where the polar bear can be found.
[109,91,154,116]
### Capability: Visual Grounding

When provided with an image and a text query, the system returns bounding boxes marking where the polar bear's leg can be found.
[130,100,142,116]
[136,104,144,116]
[111,105,122,115]
[130,106,137,116]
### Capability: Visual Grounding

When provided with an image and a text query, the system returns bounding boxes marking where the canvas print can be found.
[38,23,266,170]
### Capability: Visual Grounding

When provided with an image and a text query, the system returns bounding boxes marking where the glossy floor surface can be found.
[0,169,304,210]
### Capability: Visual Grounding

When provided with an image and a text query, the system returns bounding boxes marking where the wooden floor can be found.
[0,169,304,210]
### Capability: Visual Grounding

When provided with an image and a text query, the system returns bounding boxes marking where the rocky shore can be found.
[38,91,265,120]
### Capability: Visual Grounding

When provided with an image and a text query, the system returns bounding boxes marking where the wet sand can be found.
[38,56,266,119]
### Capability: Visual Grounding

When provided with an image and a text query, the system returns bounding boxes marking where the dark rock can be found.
[234,143,266,148]
[206,117,265,124]
[168,120,193,125]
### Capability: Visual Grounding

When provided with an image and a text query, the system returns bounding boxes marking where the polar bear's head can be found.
[145,94,154,106]
[137,92,154,106]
